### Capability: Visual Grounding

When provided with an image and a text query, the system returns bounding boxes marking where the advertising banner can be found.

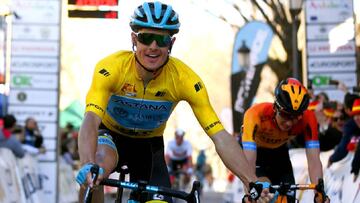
[231,21,273,133]
[9,90,58,105]
[307,40,356,56]
[305,0,357,101]
[308,56,356,72]
[8,105,58,122]
[11,57,59,73]
[12,24,60,40]
[305,0,354,24]
[9,0,61,201]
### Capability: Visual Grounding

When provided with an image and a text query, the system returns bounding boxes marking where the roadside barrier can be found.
[0,148,78,203]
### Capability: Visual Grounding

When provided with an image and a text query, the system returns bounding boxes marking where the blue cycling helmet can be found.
[130,1,180,35]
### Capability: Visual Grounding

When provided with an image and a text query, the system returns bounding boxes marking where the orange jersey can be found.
[242,103,319,150]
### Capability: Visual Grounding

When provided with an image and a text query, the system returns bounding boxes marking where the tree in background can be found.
[196,0,304,81]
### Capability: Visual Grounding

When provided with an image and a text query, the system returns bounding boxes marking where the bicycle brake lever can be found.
[83,164,100,203]
[188,181,201,203]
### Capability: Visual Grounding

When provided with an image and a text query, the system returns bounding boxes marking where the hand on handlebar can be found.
[314,178,330,203]
[242,181,273,203]
[314,192,330,203]
[76,163,104,188]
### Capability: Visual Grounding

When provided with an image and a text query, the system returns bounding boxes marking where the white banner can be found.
[307,40,356,56]
[37,162,57,203]
[308,56,356,72]
[8,105,58,122]
[0,148,25,203]
[10,73,59,89]
[12,24,60,41]
[306,0,354,24]
[9,89,58,105]
[11,57,59,73]
[38,150,56,161]
[306,24,355,40]
[10,0,61,24]
[308,72,357,87]
[11,41,59,57]
[42,139,57,151]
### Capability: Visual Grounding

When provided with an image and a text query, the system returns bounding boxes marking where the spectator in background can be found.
[23,117,44,148]
[60,122,80,162]
[319,108,346,151]
[195,149,206,188]
[343,92,360,118]
[0,114,25,158]
[328,98,360,181]
[61,139,76,168]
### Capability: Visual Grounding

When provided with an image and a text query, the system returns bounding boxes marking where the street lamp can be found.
[289,0,303,79]
[237,40,250,69]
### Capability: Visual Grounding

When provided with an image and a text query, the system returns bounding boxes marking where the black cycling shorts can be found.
[255,144,296,203]
[169,158,188,173]
[99,124,172,202]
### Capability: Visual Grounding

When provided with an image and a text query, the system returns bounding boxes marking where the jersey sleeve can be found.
[178,67,224,136]
[85,59,119,118]
[303,110,320,149]
[241,107,258,150]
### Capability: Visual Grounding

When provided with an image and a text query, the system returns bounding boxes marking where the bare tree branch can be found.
[250,0,285,43]
[232,3,250,23]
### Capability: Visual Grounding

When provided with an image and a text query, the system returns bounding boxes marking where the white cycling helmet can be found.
[175,128,185,137]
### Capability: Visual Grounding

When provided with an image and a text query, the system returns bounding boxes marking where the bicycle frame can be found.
[101,179,200,203]
[269,180,326,203]
[83,165,201,203]
[269,183,317,203]
[243,179,327,203]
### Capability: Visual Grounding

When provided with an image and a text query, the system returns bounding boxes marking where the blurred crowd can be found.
[0,115,46,158]
[289,80,360,180]
[0,114,81,170]
[60,123,80,170]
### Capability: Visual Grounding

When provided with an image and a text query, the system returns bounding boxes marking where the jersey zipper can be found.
[133,80,152,132]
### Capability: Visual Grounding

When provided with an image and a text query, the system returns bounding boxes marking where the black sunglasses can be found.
[333,116,345,122]
[277,110,302,120]
[136,33,172,47]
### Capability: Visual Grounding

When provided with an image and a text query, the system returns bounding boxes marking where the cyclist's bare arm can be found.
[210,130,257,189]
[243,149,257,174]
[305,147,323,183]
[78,112,102,165]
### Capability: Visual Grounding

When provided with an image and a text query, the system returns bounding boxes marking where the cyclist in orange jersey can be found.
[242,78,330,203]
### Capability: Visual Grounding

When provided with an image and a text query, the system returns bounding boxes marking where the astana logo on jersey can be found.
[107,95,173,130]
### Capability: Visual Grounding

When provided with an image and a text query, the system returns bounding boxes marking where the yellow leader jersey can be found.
[85,51,224,138]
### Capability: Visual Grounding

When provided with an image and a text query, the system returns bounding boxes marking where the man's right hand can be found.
[76,163,104,187]
[244,181,273,202]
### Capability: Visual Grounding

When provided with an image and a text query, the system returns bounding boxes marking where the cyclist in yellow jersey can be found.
[75,1,271,203]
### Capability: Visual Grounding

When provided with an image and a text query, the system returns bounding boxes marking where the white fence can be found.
[0,148,77,203]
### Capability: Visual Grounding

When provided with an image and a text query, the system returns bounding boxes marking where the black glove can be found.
[314,178,330,203]
[314,192,330,203]
[248,182,264,200]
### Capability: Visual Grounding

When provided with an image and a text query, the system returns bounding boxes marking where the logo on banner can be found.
[12,75,32,87]
[17,92,27,102]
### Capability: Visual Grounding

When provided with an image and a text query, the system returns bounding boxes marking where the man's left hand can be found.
[314,192,330,203]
